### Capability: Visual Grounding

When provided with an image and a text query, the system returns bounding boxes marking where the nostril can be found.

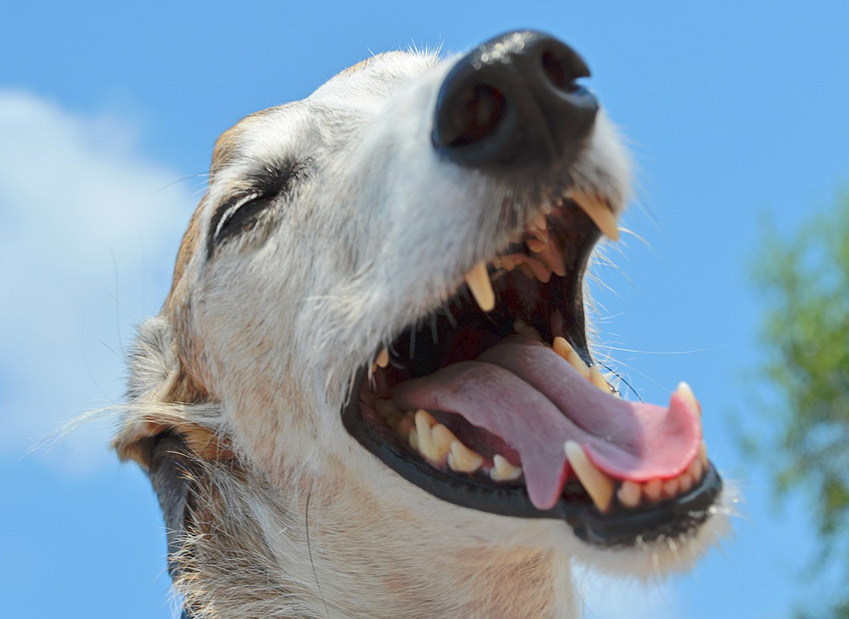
[541,51,577,93]
[438,84,507,148]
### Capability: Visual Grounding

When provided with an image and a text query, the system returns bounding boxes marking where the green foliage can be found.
[753,191,849,616]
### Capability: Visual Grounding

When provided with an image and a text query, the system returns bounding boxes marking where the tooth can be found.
[500,255,516,271]
[448,441,484,473]
[414,410,449,462]
[428,424,457,462]
[531,212,548,232]
[376,347,389,368]
[678,472,694,493]
[572,191,619,241]
[536,241,566,277]
[490,454,523,481]
[527,238,547,253]
[408,428,419,451]
[415,409,436,427]
[662,477,680,499]
[589,367,610,393]
[395,415,415,440]
[550,309,564,339]
[687,456,704,482]
[643,479,663,502]
[676,381,700,416]
[553,337,590,379]
[564,441,614,512]
[464,261,495,312]
[374,399,397,419]
[526,258,552,283]
[618,480,641,507]
[698,441,708,467]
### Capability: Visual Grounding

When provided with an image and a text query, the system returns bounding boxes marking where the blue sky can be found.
[2,1,848,617]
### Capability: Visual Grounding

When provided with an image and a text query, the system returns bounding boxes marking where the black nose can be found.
[432,30,599,171]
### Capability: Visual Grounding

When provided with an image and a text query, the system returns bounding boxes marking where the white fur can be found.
[114,47,730,619]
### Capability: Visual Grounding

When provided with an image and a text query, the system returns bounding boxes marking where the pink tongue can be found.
[392,337,701,510]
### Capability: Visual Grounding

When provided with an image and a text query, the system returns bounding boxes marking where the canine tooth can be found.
[676,381,700,416]
[699,441,708,467]
[643,479,663,502]
[376,347,389,368]
[618,481,641,507]
[408,428,419,451]
[678,472,694,493]
[564,441,614,512]
[662,477,680,499]
[572,191,620,241]
[448,441,484,473]
[464,261,495,312]
[490,454,523,481]
[589,367,610,393]
[527,238,547,253]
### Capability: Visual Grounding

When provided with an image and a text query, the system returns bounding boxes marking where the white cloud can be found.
[0,90,198,471]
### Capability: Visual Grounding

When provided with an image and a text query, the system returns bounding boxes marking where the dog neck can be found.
[165,445,576,618]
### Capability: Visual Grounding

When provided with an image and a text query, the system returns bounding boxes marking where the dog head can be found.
[115,30,726,601]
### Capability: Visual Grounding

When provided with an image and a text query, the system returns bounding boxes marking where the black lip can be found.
[342,365,723,547]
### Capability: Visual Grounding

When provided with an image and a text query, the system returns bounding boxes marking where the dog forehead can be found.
[308,50,439,111]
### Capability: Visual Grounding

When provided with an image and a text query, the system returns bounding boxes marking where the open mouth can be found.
[341,191,722,547]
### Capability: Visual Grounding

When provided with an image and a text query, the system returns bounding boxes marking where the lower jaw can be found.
[342,365,723,548]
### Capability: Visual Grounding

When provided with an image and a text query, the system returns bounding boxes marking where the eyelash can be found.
[207,160,311,257]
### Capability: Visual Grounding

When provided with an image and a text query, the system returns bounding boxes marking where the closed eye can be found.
[207,159,311,257]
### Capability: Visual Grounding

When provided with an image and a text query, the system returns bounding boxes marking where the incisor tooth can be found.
[448,441,484,473]
[618,480,641,507]
[676,381,700,416]
[376,347,389,368]
[662,477,680,499]
[698,441,708,467]
[464,261,495,312]
[678,472,693,493]
[491,454,523,481]
[564,441,614,512]
[688,456,704,482]
[571,191,620,241]
[643,479,663,502]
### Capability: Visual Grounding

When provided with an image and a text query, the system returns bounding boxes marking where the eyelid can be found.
[213,191,262,242]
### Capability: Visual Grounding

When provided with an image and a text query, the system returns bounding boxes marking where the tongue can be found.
[391,336,701,510]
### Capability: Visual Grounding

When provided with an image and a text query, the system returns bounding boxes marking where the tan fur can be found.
[113,45,728,618]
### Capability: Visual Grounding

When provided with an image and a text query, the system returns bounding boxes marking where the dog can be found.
[113,31,727,618]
